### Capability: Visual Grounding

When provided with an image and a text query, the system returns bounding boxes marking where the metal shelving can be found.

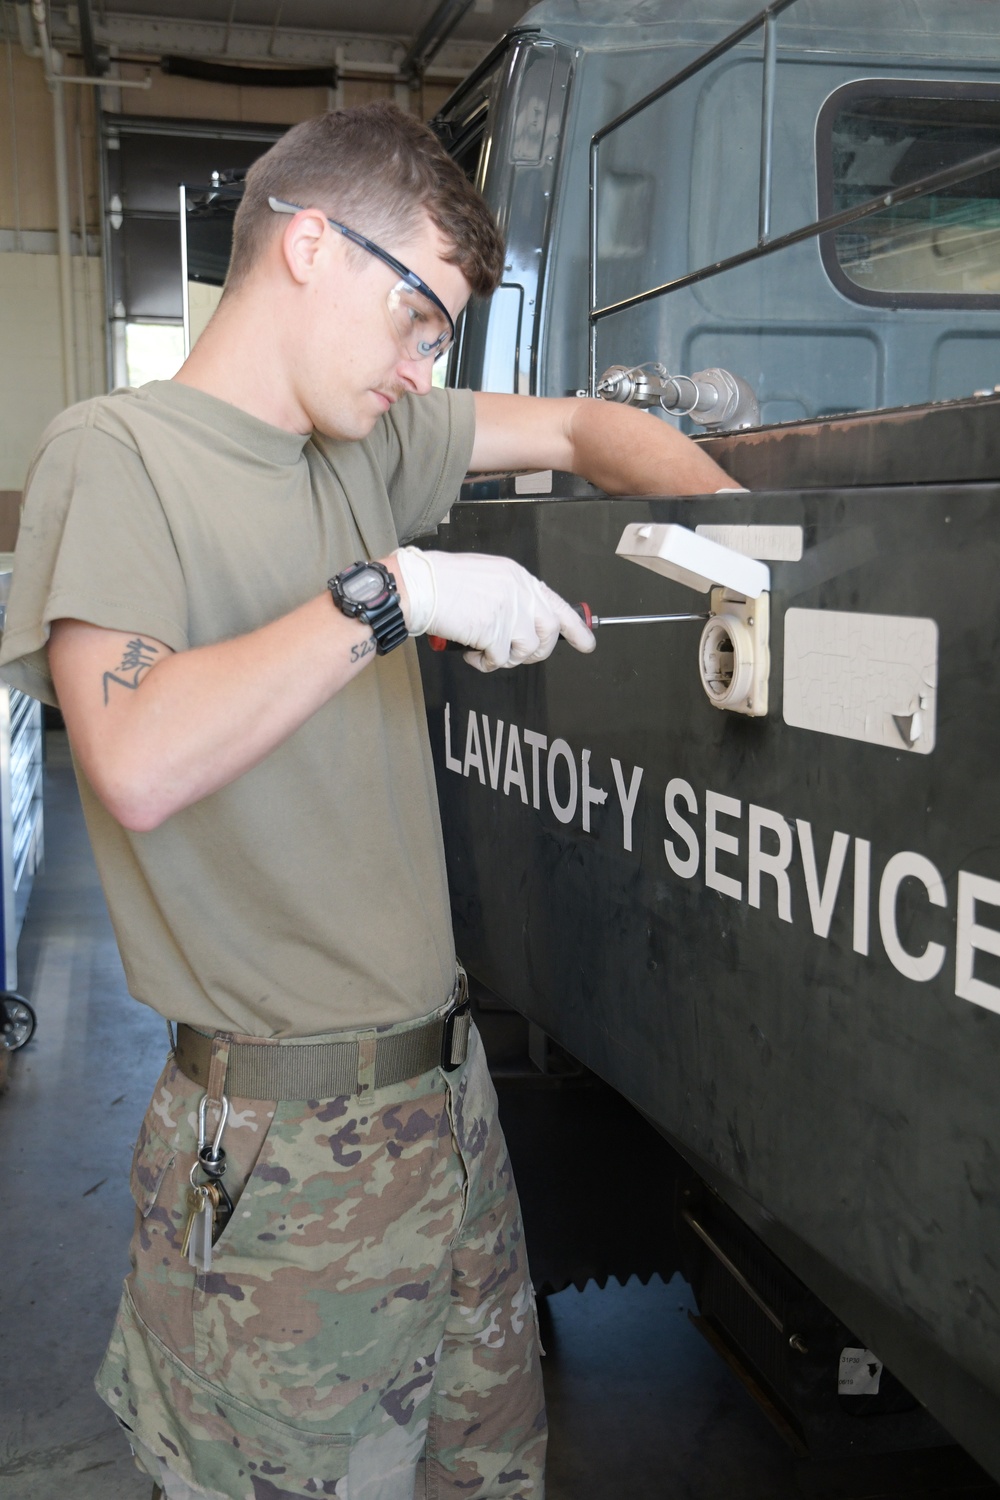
[0,562,44,993]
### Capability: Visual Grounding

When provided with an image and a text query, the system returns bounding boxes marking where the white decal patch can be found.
[695,523,804,561]
[838,1347,883,1395]
[514,469,553,495]
[783,609,937,753]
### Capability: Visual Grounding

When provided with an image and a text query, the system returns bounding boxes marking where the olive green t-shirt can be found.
[0,379,475,1037]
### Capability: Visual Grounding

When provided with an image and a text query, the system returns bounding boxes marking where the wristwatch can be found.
[328,559,409,656]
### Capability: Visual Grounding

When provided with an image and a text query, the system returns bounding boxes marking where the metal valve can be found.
[597,361,759,431]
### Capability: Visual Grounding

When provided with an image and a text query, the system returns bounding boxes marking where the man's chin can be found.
[312,406,381,443]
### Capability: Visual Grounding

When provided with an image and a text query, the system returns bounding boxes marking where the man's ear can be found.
[280,209,329,286]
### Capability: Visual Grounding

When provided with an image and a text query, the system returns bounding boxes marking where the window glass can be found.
[827,92,1000,301]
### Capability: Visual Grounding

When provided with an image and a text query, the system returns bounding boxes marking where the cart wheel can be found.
[0,994,36,1050]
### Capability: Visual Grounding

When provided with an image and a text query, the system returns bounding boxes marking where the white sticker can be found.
[514,470,553,495]
[838,1347,883,1395]
[783,609,937,754]
[695,524,804,561]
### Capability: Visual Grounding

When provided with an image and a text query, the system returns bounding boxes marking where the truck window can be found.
[819,82,1000,306]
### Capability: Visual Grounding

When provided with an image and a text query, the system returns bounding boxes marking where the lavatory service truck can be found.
[420,0,1000,1477]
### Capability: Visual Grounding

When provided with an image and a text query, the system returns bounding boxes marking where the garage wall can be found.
[0,26,453,492]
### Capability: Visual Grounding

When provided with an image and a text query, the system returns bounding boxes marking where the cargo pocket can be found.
[123,1065,203,1366]
[98,1282,351,1500]
[129,1111,177,1218]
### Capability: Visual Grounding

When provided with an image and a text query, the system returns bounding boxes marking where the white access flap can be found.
[616,522,771,598]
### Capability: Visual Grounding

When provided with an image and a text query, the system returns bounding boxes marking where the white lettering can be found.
[502,725,528,804]
[523,729,547,811]
[797,822,850,939]
[581,750,608,833]
[748,805,793,922]
[878,851,947,982]
[481,715,505,791]
[705,791,742,901]
[546,738,578,825]
[463,712,485,784]
[854,838,871,956]
[444,703,462,774]
[664,778,699,879]
[612,760,644,854]
[955,871,1000,1016]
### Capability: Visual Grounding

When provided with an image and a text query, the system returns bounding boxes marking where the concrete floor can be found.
[1,734,998,1500]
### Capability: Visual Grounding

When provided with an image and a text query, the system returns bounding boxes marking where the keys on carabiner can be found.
[184,1180,224,1272]
[183,1092,233,1269]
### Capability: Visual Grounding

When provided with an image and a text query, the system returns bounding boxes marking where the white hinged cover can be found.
[616,523,771,598]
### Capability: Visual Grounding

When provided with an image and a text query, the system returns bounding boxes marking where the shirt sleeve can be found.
[0,420,189,707]
[375,386,476,544]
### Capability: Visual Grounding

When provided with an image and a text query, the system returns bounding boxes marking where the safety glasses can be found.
[268,196,455,362]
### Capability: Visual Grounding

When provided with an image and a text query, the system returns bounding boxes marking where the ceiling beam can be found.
[12,6,494,75]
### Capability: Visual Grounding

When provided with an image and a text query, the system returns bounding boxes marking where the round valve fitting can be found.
[699,613,755,709]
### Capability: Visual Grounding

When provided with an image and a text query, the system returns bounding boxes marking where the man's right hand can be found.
[394,547,595,673]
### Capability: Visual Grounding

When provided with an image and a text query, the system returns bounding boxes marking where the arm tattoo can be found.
[102,637,160,705]
[349,635,378,664]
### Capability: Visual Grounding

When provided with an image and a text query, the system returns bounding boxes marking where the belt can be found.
[173,970,470,1102]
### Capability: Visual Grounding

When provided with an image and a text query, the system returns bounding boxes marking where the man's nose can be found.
[397,354,435,396]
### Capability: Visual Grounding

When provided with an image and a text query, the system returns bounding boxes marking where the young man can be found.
[0,105,736,1500]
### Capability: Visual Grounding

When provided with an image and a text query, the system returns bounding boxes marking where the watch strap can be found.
[364,590,409,655]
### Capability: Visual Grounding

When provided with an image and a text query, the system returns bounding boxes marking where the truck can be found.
[417,0,1000,1478]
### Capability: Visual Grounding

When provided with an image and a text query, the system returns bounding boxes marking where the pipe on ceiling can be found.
[14,1,41,57]
[400,0,476,85]
[29,0,77,406]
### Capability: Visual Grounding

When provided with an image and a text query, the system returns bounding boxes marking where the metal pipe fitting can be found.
[597,361,760,431]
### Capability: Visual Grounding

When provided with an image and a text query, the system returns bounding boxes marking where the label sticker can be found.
[838,1347,883,1395]
[783,609,938,754]
[695,523,804,561]
[514,470,553,495]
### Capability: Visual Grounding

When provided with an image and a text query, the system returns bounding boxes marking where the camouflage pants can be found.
[96,1019,546,1500]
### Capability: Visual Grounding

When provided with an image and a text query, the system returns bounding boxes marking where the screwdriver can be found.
[428,603,709,651]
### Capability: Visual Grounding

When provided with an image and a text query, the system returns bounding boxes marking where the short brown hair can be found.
[226,102,504,297]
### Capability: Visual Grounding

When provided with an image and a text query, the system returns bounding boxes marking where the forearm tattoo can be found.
[103,636,160,705]
[349,635,377,664]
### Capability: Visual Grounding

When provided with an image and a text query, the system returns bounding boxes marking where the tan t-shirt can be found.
[0,379,476,1037]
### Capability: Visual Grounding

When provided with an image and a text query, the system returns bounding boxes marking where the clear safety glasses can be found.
[268,196,455,363]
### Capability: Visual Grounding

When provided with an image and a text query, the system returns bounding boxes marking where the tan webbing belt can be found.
[173,971,470,1101]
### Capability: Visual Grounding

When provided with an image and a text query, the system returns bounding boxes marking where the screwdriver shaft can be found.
[592,612,709,626]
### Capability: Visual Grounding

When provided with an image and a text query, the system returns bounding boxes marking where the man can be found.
[0,104,736,1500]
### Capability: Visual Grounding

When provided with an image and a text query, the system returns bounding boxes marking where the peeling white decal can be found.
[783,609,938,753]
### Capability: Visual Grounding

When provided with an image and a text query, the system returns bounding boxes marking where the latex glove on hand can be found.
[395,546,596,673]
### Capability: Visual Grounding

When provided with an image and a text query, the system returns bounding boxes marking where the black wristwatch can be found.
[328,560,408,656]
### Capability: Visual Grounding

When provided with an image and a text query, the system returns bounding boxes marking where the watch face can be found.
[343,566,386,604]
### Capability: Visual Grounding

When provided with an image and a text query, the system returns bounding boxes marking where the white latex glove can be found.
[395,547,596,673]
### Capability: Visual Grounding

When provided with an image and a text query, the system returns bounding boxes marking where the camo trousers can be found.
[95,1019,545,1500]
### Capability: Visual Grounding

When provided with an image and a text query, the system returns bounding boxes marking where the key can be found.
[187,1182,221,1273]
[181,1183,210,1261]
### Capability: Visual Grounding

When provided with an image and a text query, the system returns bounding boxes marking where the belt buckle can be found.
[441,968,471,1073]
